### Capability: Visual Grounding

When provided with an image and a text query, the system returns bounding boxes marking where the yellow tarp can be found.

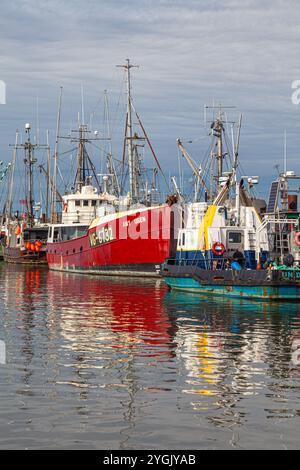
[197,205,217,251]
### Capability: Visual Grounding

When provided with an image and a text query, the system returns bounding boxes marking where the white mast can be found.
[51,86,63,223]
[46,129,51,221]
[6,130,19,220]
[104,90,120,196]
[284,129,287,174]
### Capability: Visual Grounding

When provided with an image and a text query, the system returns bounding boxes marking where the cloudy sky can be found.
[1,0,300,195]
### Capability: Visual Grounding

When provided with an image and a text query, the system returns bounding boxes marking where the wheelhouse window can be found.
[228,232,242,244]
[91,200,97,207]
[75,200,81,207]
[83,200,89,207]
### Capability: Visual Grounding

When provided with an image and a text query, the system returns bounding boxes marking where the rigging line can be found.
[131,104,171,192]
[110,72,127,137]
[121,112,128,193]
[89,141,129,167]
[196,138,214,196]
[176,146,181,190]
[56,147,78,158]
[87,141,113,154]
[223,131,234,168]
[57,165,66,191]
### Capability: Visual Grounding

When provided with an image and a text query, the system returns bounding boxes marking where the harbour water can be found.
[0,263,299,450]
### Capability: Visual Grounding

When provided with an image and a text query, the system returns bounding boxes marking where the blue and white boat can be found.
[161,109,300,301]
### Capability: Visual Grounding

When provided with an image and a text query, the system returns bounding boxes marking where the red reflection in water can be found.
[47,271,174,353]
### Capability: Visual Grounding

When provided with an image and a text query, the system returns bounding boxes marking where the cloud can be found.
[0,0,300,186]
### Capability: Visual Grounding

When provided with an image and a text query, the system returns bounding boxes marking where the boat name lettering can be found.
[281,271,300,281]
[122,216,146,228]
[89,226,114,247]
[134,216,146,225]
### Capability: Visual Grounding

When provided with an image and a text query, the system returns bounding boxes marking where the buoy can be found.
[30,243,35,251]
[212,242,226,256]
[35,245,40,252]
[15,225,21,236]
[26,242,31,250]
[35,240,42,247]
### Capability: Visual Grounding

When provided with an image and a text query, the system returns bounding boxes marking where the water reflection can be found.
[0,264,300,449]
[164,291,300,430]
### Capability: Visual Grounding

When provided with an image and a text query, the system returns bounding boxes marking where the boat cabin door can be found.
[226,230,244,252]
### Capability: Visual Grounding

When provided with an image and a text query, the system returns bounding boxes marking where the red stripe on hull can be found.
[47,205,177,276]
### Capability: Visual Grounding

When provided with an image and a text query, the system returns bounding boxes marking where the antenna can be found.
[36,96,40,145]
[284,129,287,175]
[81,83,85,126]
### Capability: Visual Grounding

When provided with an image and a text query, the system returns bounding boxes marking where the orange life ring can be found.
[212,241,226,256]
[295,232,300,247]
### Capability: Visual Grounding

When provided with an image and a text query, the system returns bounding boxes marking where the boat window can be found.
[36,230,48,240]
[228,232,242,244]
[91,200,97,206]
[182,232,185,246]
[76,226,88,237]
[83,200,89,207]
[75,200,81,207]
[54,229,59,241]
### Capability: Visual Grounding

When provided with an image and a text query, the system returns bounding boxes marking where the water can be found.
[0,263,300,450]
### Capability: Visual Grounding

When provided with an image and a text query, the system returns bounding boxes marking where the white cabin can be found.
[61,185,117,225]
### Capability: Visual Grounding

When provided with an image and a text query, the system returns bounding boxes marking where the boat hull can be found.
[2,246,48,265]
[162,263,300,301]
[47,205,177,277]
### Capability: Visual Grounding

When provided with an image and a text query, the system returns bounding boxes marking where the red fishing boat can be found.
[47,201,177,276]
[47,60,180,276]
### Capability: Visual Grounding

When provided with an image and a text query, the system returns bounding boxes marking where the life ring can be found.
[295,232,300,247]
[212,241,225,256]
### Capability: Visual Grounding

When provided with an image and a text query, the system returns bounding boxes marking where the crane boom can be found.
[177,139,211,199]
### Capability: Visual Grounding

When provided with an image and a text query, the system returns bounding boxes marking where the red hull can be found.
[47,205,177,276]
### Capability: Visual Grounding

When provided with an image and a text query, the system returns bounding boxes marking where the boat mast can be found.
[76,124,85,191]
[104,90,120,197]
[117,59,139,203]
[46,129,51,221]
[5,130,18,221]
[51,86,63,224]
[215,110,224,184]
[206,104,236,194]
[24,123,36,227]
